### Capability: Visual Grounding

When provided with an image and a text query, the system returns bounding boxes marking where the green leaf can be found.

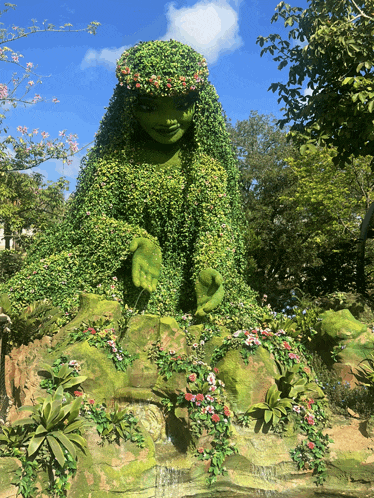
[264,409,272,424]
[46,435,66,467]
[67,397,82,423]
[52,431,77,460]
[67,433,87,451]
[28,426,47,457]
[62,375,87,389]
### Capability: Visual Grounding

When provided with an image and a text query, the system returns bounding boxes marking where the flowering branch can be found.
[0,4,100,172]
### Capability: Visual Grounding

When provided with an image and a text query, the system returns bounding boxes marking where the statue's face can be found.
[133,93,196,145]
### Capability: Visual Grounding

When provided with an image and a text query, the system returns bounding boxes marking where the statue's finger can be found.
[132,259,140,287]
[129,238,139,253]
[151,278,158,292]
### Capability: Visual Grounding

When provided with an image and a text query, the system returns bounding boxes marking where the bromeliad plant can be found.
[68,318,138,371]
[0,385,86,497]
[77,394,145,448]
[240,384,293,432]
[39,355,86,394]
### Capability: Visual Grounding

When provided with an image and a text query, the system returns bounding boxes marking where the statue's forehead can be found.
[136,92,198,104]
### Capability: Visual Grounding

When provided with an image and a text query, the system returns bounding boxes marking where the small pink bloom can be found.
[188,373,197,382]
[307,441,315,450]
[211,413,220,423]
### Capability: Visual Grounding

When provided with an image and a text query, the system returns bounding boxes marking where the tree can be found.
[227,112,308,298]
[0,3,100,173]
[228,112,374,300]
[257,0,374,165]
[0,171,68,249]
[281,148,374,294]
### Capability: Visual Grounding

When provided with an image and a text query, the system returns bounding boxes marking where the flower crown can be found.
[116,40,209,96]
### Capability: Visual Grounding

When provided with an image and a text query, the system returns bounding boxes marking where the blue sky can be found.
[1,0,307,195]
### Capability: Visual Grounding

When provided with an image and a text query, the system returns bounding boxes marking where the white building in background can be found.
[0,228,33,250]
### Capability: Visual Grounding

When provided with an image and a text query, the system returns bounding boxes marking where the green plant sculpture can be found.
[1,40,259,324]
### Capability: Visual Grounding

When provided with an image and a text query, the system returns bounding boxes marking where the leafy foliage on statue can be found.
[257,0,374,164]
[1,40,259,328]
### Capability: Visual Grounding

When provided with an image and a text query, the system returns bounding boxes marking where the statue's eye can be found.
[138,104,156,112]
[176,101,193,111]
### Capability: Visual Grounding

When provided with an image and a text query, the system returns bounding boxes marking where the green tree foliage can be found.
[257,0,374,164]
[0,171,68,249]
[228,112,374,298]
[227,112,304,296]
[283,148,374,293]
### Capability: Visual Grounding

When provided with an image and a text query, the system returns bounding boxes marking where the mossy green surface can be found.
[318,309,367,340]
[69,427,157,497]
[216,347,278,414]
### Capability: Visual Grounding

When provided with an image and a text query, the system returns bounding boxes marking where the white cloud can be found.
[80,0,242,70]
[304,87,313,96]
[162,1,243,63]
[80,45,129,70]
[54,153,83,179]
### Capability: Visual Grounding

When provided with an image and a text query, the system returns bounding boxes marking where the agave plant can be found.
[13,386,87,467]
[245,384,293,427]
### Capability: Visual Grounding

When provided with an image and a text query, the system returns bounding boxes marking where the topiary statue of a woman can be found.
[2,40,259,325]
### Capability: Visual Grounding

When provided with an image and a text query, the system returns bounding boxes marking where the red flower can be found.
[91,330,96,335]
[136,83,141,88]
[211,413,220,423]
[177,356,182,360]
[182,82,186,86]
[185,393,193,401]
[74,391,83,397]
[305,415,315,425]
[307,398,315,409]
[167,83,171,88]
[224,405,230,417]
[188,373,197,382]
[307,441,315,450]
[213,367,219,374]
[197,447,204,453]
[88,399,95,405]
[149,78,153,82]
[196,393,204,402]
[283,341,291,350]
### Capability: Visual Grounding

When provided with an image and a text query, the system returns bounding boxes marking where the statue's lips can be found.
[153,125,180,137]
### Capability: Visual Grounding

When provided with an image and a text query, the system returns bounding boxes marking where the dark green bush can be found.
[0,250,24,284]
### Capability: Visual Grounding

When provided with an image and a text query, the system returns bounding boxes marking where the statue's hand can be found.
[195,268,224,317]
[129,238,162,293]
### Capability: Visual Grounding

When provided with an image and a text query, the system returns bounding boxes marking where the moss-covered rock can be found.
[68,425,157,497]
[216,347,278,414]
[317,309,367,341]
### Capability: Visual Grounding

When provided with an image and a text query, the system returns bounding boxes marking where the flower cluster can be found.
[115,40,209,96]
[68,321,137,372]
